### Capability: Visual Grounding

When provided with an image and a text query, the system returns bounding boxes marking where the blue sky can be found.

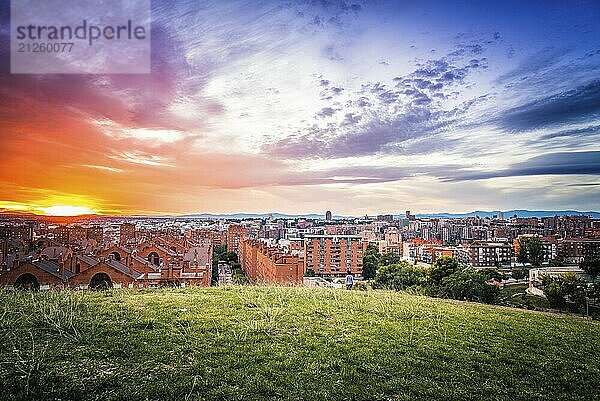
[0,0,599,215]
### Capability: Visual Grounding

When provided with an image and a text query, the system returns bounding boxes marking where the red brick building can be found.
[227,225,247,254]
[0,259,74,290]
[239,239,304,285]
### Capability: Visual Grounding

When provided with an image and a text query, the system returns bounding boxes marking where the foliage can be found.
[480,269,506,282]
[590,282,600,303]
[304,268,316,277]
[362,254,379,280]
[361,243,402,281]
[212,245,244,285]
[439,268,500,304]
[213,244,227,255]
[231,265,247,284]
[373,262,424,291]
[352,281,369,291]
[517,237,544,267]
[517,237,528,266]
[542,273,587,312]
[580,258,600,282]
[544,281,567,311]
[361,244,380,280]
[427,256,460,285]
[511,267,529,280]
[379,252,401,267]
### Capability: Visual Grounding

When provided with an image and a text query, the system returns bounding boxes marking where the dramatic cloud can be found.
[500,81,600,131]
[442,151,600,182]
[1,0,599,214]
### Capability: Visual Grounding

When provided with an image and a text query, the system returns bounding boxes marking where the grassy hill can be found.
[1,287,599,401]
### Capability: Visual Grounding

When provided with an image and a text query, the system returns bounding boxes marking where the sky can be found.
[0,0,599,216]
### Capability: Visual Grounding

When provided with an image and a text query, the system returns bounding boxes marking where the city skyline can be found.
[1,0,599,216]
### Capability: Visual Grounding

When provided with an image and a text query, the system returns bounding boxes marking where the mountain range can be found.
[1,210,599,220]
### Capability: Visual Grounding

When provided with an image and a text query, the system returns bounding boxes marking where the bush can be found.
[352,281,369,291]
[511,268,529,280]
[373,262,424,291]
[481,269,507,282]
[439,268,499,304]
[427,256,460,285]
[542,273,587,312]
[544,281,566,311]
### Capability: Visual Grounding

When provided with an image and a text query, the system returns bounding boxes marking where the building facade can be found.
[304,235,365,277]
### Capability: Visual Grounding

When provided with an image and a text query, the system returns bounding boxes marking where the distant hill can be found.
[414,210,600,219]
[182,210,600,219]
[179,212,339,220]
[1,209,598,221]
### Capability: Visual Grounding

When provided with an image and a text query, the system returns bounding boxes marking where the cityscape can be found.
[1,210,599,291]
[1,0,599,400]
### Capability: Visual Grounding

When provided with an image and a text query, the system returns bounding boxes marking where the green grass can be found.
[498,283,550,310]
[1,287,599,401]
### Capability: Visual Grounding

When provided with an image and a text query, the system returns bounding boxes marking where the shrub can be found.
[544,281,566,311]
[427,256,460,285]
[352,281,369,291]
[373,262,424,291]
[439,268,500,304]
[511,268,528,280]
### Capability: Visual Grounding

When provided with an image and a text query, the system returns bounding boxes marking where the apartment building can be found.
[461,240,513,268]
[559,238,600,263]
[304,234,365,277]
[239,239,304,285]
[227,224,247,254]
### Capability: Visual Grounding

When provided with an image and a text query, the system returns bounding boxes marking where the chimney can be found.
[129,262,134,275]
[109,254,115,262]
[58,260,64,276]
[12,258,19,271]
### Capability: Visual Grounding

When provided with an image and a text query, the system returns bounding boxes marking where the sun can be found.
[39,205,96,216]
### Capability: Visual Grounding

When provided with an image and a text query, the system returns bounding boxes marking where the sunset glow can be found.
[1,1,599,216]
[38,205,97,217]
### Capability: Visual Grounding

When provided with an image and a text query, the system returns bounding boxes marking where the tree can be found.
[373,262,424,291]
[580,258,600,282]
[542,273,587,313]
[527,237,543,268]
[517,238,529,266]
[481,269,506,282]
[379,252,401,267]
[544,281,566,311]
[427,256,460,285]
[362,244,381,280]
[589,282,600,304]
[211,245,241,286]
[439,268,499,304]
[362,254,379,280]
[517,237,544,267]
[560,272,587,313]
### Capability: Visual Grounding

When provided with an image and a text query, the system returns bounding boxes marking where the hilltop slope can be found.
[0,287,598,401]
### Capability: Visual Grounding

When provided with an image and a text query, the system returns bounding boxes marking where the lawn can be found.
[1,286,599,401]
[498,283,550,310]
